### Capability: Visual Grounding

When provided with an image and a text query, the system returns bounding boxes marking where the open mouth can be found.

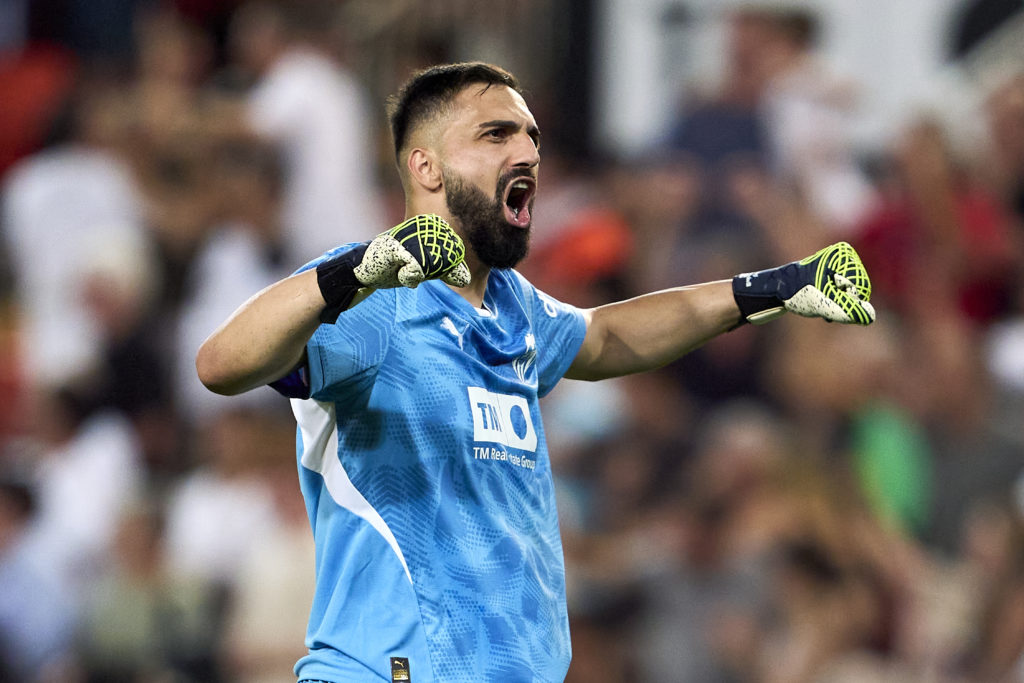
[502,177,536,228]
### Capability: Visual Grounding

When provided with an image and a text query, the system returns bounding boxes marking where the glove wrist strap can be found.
[731,262,803,327]
[315,243,369,324]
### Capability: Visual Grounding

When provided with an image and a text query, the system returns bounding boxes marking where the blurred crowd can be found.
[1,1,1024,682]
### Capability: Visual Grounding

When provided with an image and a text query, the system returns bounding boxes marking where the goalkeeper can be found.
[196,62,873,683]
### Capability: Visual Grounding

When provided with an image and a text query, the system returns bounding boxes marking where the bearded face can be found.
[442,166,533,269]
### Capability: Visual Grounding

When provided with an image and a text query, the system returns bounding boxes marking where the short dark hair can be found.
[386,62,522,163]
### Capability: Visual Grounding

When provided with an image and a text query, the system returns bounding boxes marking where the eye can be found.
[485,128,507,141]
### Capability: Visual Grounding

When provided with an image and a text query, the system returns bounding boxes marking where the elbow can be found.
[195,341,244,396]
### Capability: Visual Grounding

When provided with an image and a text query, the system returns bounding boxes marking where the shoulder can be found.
[502,269,579,320]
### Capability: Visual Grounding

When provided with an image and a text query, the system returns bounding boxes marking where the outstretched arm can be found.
[566,242,875,381]
[196,214,470,396]
[566,281,739,381]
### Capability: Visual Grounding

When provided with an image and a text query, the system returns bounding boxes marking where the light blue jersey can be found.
[284,254,586,683]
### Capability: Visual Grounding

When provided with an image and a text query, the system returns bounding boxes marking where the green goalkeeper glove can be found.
[353,213,471,289]
[316,214,470,323]
[732,241,875,326]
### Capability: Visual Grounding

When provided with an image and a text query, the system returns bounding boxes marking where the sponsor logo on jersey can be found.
[467,387,538,453]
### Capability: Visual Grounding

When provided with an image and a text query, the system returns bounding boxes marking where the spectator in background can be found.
[974,71,1024,435]
[1,82,145,387]
[752,4,877,235]
[631,402,788,683]
[220,435,316,683]
[956,497,1024,682]
[856,116,1019,327]
[162,406,280,590]
[0,43,76,179]
[20,385,144,599]
[665,4,770,247]
[124,6,222,315]
[75,500,221,683]
[173,138,291,426]
[976,69,1024,224]
[228,0,386,267]
[665,3,875,249]
[77,221,184,485]
[0,476,77,683]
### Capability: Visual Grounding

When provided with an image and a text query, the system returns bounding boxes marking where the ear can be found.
[406,148,443,193]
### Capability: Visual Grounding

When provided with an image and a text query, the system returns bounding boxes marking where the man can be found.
[196,62,874,682]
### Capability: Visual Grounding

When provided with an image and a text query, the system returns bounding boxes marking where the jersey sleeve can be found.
[304,287,396,403]
[268,246,393,403]
[514,273,587,397]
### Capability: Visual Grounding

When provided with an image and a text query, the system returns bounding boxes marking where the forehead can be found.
[444,84,536,134]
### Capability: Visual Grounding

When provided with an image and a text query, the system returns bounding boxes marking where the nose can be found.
[511,131,540,169]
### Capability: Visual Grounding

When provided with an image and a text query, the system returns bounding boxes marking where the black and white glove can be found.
[316,214,470,323]
[732,242,875,326]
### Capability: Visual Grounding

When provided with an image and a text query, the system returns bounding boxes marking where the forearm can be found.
[566,280,740,381]
[196,269,327,395]
[195,214,470,397]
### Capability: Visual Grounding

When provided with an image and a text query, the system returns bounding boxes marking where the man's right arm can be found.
[196,214,471,396]
[196,269,326,396]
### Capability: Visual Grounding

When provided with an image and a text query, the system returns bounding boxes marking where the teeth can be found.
[512,181,528,190]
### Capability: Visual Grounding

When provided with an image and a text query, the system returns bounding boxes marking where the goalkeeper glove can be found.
[315,214,471,323]
[732,242,875,326]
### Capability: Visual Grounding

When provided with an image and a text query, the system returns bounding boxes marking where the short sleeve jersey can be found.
[287,254,587,683]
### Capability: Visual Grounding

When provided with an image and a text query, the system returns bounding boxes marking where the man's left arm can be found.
[566,242,875,381]
[566,281,739,381]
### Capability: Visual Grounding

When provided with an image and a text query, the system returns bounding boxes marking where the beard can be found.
[442,167,531,269]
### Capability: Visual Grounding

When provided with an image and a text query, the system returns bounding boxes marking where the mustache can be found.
[495,169,536,197]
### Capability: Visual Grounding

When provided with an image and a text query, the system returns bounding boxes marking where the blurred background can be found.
[2,0,1024,681]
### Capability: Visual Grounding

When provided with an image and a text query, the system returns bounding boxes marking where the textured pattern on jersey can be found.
[354,214,470,289]
[296,269,587,682]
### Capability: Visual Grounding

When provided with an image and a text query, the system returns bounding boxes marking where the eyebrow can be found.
[478,119,542,146]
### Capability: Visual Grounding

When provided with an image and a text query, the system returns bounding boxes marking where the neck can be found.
[455,254,490,308]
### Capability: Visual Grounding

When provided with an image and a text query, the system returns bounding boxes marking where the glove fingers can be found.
[388,214,467,284]
[354,236,417,288]
[784,285,873,324]
[832,272,875,324]
[829,288,876,325]
[857,299,876,323]
[834,273,856,294]
[440,262,471,288]
[824,242,871,302]
[397,260,425,288]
